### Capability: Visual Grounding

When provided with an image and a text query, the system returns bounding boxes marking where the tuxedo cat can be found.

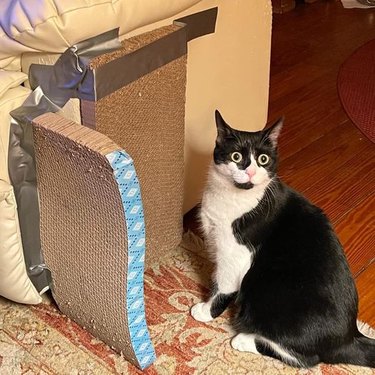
[191,110,375,368]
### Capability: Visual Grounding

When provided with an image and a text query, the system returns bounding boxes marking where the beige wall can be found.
[130,0,273,212]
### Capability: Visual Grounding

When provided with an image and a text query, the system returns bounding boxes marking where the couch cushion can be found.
[0,180,42,304]
[0,85,40,305]
[0,70,28,99]
[0,0,200,68]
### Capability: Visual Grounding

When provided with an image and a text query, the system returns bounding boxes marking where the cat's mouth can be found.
[231,168,254,189]
[234,181,254,190]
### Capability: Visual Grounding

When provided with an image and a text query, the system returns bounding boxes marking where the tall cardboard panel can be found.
[81,25,187,266]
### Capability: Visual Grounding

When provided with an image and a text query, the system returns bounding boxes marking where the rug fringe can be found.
[357,320,375,339]
[181,230,206,252]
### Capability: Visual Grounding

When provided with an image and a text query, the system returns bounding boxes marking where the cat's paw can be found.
[231,333,259,354]
[190,302,214,322]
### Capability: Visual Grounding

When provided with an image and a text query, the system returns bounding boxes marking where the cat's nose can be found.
[246,165,256,178]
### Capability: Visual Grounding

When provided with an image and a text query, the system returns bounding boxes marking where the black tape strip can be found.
[93,7,218,100]
[94,26,187,100]
[174,7,218,42]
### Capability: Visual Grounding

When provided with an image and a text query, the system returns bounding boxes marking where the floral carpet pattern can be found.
[0,232,374,374]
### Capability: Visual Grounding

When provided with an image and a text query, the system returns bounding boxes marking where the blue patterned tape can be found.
[106,150,156,369]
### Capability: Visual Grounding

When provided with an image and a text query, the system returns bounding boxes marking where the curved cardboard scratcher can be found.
[32,113,155,369]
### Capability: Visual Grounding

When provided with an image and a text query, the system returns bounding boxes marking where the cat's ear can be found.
[215,110,233,143]
[263,117,284,148]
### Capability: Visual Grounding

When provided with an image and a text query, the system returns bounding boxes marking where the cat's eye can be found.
[230,152,243,163]
[258,154,270,166]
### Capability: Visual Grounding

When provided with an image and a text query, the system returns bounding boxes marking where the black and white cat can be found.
[191,110,375,368]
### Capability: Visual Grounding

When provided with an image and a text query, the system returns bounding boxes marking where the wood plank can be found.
[270,89,349,160]
[271,2,375,67]
[356,261,375,327]
[268,62,330,103]
[278,121,370,193]
[269,68,338,117]
[300,141,375,223]
[335,194,375,277]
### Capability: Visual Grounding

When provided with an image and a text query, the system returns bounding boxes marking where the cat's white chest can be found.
[201,184,258,253]
[201,167,267,238]
[200,167,268,292]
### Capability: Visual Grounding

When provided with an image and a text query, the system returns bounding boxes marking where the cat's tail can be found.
[326,334,375,368]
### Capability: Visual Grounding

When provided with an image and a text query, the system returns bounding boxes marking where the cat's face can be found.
[213,110,283,190]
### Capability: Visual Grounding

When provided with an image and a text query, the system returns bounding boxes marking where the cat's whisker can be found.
[264,182,277,219]
[275,173,287,180]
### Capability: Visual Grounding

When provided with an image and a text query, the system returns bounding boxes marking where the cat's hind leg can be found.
[231,333,259,354]
[231,333,316,367]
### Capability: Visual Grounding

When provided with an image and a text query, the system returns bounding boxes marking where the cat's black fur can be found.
[213,110,375,368]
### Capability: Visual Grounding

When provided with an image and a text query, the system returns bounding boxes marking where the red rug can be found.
[1,232,375,374]
[338,39,375,143]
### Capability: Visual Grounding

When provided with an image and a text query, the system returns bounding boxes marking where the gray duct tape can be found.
[9,88,61,292]
[94,26,188,100]
[8,29,122,294]
[29,28,121,104]
[94,8,218,100]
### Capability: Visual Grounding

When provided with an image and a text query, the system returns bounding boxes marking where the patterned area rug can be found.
[1,232,374,374]
[338,38,375,143]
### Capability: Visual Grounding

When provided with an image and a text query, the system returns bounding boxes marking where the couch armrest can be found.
[0,0,200,68]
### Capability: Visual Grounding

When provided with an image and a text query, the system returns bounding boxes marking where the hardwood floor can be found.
[184,0,375,326]
[269,0,375,326]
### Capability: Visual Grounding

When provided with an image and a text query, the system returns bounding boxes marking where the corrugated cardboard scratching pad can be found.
[32,113,155,369]
[81,24,187,267]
